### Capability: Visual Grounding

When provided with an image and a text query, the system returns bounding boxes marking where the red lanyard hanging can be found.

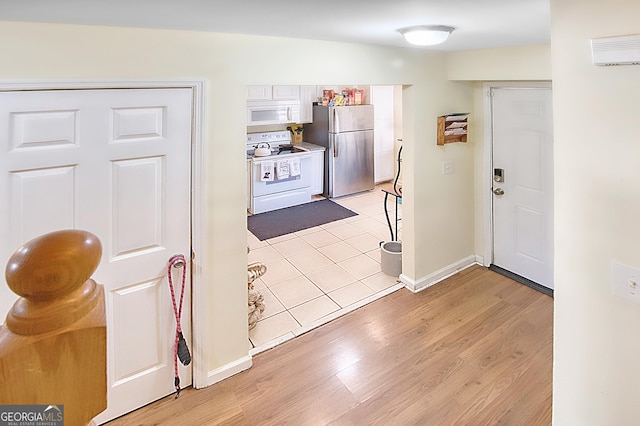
[168,254,191,398]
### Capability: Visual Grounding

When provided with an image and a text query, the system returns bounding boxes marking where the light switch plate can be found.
[442,161,454,175]
[612,261,640,303]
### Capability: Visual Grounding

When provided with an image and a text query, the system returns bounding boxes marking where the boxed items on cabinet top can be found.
[321,88,364,106]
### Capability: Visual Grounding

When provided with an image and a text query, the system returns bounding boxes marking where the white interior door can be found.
[0,87,193,423]
[491,87,554,289]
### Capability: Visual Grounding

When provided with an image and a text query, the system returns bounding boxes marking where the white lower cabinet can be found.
[310,150,324,195]
[247,158,251,210]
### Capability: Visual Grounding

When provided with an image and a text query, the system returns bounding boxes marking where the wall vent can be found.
[591,34,640,66]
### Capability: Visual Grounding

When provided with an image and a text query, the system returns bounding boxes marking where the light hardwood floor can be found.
[107,265,553,425]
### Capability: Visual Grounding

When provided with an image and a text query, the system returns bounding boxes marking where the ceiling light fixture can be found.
[399,25,455,46]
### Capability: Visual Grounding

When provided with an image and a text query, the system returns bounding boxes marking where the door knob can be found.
[492,187,505,196]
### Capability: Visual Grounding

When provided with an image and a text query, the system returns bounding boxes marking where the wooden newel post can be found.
[0,230,107,425]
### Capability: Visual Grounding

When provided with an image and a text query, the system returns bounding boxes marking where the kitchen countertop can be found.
[295,142,326,152]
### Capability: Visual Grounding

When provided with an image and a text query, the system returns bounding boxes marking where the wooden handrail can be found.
[0,230,107,425]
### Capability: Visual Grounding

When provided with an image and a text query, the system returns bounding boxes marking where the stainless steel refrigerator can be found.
[305,105,375,198]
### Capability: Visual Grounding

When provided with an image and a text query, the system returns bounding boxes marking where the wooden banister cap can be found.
[4,229,103,335]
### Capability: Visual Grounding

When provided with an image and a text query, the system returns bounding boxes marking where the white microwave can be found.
[247,100,300,126]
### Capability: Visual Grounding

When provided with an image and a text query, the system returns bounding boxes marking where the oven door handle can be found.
[253,154,311,165]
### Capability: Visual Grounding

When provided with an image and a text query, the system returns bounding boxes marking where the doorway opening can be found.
[245,85,406,351]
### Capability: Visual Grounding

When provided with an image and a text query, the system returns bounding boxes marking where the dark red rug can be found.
[248,199,357,241]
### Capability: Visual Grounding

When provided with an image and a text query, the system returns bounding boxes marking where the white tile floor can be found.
[247,184,403,352]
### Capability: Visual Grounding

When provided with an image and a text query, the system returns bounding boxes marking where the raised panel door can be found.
[0,88,193,423]
[492,88,554,289]
[272,85,300,100]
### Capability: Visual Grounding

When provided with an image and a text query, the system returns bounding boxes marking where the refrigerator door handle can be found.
[333,139,338,157]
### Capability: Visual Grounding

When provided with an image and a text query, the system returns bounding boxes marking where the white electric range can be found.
[246,131,313,214]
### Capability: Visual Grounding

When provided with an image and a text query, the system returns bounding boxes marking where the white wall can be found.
[0,21,474,381]
[446,44,552,81]
[444,45,553,261]
[551,0,640,424]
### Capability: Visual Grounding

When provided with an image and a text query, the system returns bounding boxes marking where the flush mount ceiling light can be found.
[399,25,455,46]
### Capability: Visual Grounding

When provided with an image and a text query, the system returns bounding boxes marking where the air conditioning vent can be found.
[591,34,640,66]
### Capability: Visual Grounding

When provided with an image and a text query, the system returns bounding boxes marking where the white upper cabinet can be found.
[299,85,317,123]
[246,85,272,101]
[272,85,300,100]
[247,85,300,101]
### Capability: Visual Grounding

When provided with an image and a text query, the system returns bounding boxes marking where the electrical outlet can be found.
[442,161,454,175]
[612,261,640,303]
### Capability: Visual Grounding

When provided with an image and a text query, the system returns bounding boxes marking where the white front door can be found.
[0,87,193,422]
[491,87,554,289]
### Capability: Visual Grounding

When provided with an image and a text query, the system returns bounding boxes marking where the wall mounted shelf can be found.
[437,113,469,145]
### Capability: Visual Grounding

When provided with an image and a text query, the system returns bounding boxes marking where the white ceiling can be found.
[0,0,550,51]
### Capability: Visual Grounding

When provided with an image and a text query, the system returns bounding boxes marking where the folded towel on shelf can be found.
[260,161,274,182]
[289,157,301,177]
[276,159,290,179]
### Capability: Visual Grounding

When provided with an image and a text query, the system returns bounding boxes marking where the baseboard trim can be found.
[488,264,554,297]
[203,355,253,388]
[400,255,478,293]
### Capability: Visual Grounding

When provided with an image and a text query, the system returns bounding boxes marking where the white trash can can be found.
[381,241,402,277]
